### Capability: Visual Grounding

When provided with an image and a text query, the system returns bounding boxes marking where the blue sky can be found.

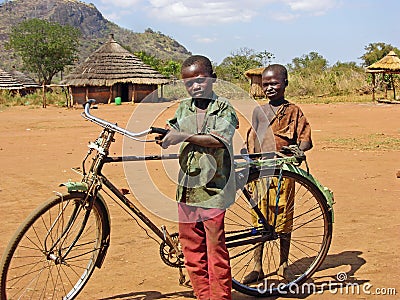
[82,0,400,66]
[27,0,400,65]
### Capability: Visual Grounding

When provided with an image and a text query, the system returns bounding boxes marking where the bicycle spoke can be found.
[1,193,105,299]
[228,170,332,296]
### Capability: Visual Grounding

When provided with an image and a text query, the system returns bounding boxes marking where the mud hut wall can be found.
[133,84,158,102]
[70,86,87,104]
[70,86,110,104]
[70,84,160,104]
[88,86,110,103]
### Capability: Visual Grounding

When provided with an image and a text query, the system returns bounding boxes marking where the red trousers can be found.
[178,203,232,300]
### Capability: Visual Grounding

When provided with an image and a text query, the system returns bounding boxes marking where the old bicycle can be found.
[0,99,334,299]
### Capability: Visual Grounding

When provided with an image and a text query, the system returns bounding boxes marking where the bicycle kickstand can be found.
[178,266,186,285]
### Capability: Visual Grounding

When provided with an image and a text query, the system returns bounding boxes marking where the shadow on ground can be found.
[99,250,367,299]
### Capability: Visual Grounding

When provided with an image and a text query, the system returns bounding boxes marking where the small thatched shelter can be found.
[366,51,400,101]
[0,68,40,95]
[62,34,170,104]
[244,67,266,99]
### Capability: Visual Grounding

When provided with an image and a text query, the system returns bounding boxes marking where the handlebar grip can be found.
[280,145,306,161]
[85,99,96,106]
[150,127,169,136]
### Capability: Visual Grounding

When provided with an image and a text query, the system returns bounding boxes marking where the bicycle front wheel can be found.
[0,192,107,300]
[226,169,333,296]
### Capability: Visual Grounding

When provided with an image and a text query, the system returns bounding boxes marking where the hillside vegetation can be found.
[0,1,396,105]
[0,0,191,72]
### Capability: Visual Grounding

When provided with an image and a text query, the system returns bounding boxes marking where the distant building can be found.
[0,68,40,95]
[61,34,170,105]
[244,67,266,99]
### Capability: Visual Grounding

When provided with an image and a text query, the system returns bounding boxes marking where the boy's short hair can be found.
[263,64,288,80]
[181,55,213,76]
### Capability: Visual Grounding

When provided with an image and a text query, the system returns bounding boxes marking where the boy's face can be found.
[262,70,287,102]
[181,64,214,99]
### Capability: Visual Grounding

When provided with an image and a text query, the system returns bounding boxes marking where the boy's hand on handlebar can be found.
[158,128,190,149]
[280,145,306,161]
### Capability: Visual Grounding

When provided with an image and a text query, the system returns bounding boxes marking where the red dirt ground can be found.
[0,102,399,299]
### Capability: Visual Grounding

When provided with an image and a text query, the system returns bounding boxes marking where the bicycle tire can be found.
[0,192,107,300]
[226,169,333,296]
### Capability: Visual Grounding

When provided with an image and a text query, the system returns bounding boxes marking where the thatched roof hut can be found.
[0,68,40,95]
[9,70,41,89]
[244,67,266,99]
[366,51,400,101]
[62,34,170,104]
[366,51,400,71]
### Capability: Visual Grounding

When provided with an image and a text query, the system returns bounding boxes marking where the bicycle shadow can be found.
[99,290,195,300]
[100,251,367,300]
[232,250,368,299]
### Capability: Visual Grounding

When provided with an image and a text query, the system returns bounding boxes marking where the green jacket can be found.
[167,93,239,209]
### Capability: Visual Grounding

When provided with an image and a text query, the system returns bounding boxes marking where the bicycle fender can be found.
[59,182,111,268]
[92,192,111,268]
[60,181,88,192]
[282,164,335,222]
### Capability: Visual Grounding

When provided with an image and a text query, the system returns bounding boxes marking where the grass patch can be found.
[325,133,400,151]
[294,94,373,104]
[255,94,376,105]
[0,88,69,108]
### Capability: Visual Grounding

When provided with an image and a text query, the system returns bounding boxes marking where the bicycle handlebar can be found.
[81,100,306,163]
[81,99,166,141]
[149,127,169,136]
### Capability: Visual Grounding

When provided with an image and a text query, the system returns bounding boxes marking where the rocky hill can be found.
[0,0,191,73]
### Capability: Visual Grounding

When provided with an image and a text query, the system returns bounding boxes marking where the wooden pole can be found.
[372,73,375,101]
[69,86,73,107]
[391,74,396,100]
[384,73,388,99]
[42,84,46,108]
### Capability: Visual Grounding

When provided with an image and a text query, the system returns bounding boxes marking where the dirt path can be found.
[0,102,399,299]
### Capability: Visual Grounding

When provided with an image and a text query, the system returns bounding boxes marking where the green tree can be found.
[287,51,328,75]
[6,18,81,85]
[161,60,181,78]
[134,51,181,78]
[360,42,400,67]
[216,48,274,83]
[134,51,162,70]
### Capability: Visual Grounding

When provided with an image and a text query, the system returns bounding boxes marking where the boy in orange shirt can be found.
[244,64,312,284]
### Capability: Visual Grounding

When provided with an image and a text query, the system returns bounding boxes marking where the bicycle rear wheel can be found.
[0,192,107,300]
[226,169,333,296]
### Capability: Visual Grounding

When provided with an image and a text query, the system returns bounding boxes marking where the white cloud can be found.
[193,36,218,44]
[147,0,257,24]
[96,0,142,8]
[272,12,300,22]
[90,0,340,24]
[283,0,339,15]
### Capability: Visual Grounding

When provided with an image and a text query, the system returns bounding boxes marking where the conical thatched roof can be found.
[62,35,170,86]
[0,68,39,90]
[366,51,400,72]
[9,69,40,88]
[0,68,23,90]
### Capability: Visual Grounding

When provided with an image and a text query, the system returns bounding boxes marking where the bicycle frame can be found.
[72,100,334,252]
